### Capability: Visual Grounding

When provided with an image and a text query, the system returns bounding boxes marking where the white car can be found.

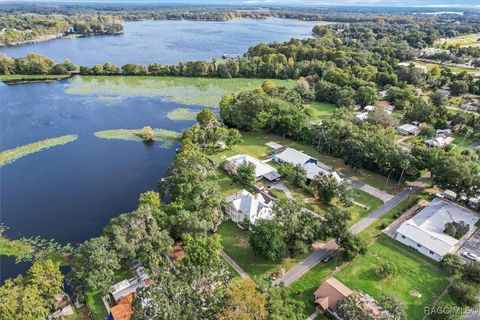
[462,252,480,261]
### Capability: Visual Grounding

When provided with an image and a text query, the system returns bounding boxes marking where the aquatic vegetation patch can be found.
[0,134,78,167]
[65,76,296,107]
[167,108,199,121]
[94,128,182,141]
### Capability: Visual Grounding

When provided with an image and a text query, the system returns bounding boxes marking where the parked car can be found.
[322,254,333,263]
[462,252,480,261]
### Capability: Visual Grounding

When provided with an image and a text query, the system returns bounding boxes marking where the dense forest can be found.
[0,14,123,46]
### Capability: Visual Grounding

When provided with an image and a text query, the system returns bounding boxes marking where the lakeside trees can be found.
[0,260,63,319]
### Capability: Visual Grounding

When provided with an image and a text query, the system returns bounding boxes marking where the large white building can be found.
[395,198,479,261]
[225,189,274,225]
[225,154,280,181]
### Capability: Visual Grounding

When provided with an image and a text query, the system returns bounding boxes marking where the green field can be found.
[66,76,296,107]
[307,101,337,122]
[93,128,181,142]
[0,134,78,167]
[336,236,448,320]
[436,33,480,47]
[166,108,199,121]
[217,221,306,280]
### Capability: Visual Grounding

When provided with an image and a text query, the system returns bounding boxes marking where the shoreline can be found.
[0,31,124,48]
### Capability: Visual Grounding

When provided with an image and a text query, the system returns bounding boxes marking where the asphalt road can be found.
[274,187,417,286]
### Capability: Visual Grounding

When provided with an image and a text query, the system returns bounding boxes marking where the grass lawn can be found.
[288,259,338,316]
[115,266,132,282]
[336,235,448,320]
[66,76,296,107]
[217,221,306,281]
[0,134,78,167]
[214,169,244,197]
[307,101,337,122]
[86,291,108,320]
[346,189,384,226]
[436,33,480,47]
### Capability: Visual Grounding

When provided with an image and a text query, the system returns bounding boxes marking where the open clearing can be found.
[66,76,296,107]
[436,33,480,47]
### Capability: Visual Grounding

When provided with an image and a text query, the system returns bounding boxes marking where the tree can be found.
[450,80,468,96]
[337,294,373,320]
[449,281,479,307]
[221,279,268,320]
[462,262,480,284]
[71,236,120,298]
[27,259,63,306]
[182,233,222,268]
[338,232,367,261]
[378,295,407,320]
[139,126,155,142]
[250,220,286,261]
[235,161,256,186]
[196,108,219,128]
[311,174,352,206]
[419,124,436,138]
[440,254,464,276]
[356,86,377,106]
[0,277,49,320]
[377,261,398,278]
[430,91,448,107]
[104,207,173,272]
[0,259,64,319]
[444,221,470,239]
[278,163,306,188]
[225,128,242,149]
[134,264,231,320]
[138,191,160,208]
[265,284,305,320]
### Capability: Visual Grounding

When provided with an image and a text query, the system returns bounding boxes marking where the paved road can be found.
[221,251,252,280]
[349,179,393,203]
[349,187,415,234]
[273,187,417,286]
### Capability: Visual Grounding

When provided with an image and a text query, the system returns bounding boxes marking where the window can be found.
[417,243,421,248]
[429,251,434,255]
[401,235,406,239]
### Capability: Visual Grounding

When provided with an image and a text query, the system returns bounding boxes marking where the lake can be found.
[0,18,315,282]
[0,18,321,65]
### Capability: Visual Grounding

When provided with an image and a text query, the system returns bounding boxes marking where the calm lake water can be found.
[0,18,321,65]
[0,18,319,282]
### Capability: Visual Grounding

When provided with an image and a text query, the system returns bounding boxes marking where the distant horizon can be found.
[0,0,479,9]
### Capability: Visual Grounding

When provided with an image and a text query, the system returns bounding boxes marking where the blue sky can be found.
[3,0,479,7]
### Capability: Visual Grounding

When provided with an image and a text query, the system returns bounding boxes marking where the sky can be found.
[2,0,479,8]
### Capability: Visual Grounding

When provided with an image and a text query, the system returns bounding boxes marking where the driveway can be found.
[458,229,480,263]
[349,179,393,203]
[270,181,293,199]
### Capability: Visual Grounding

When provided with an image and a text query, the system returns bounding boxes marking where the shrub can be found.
[377,261,398,278]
